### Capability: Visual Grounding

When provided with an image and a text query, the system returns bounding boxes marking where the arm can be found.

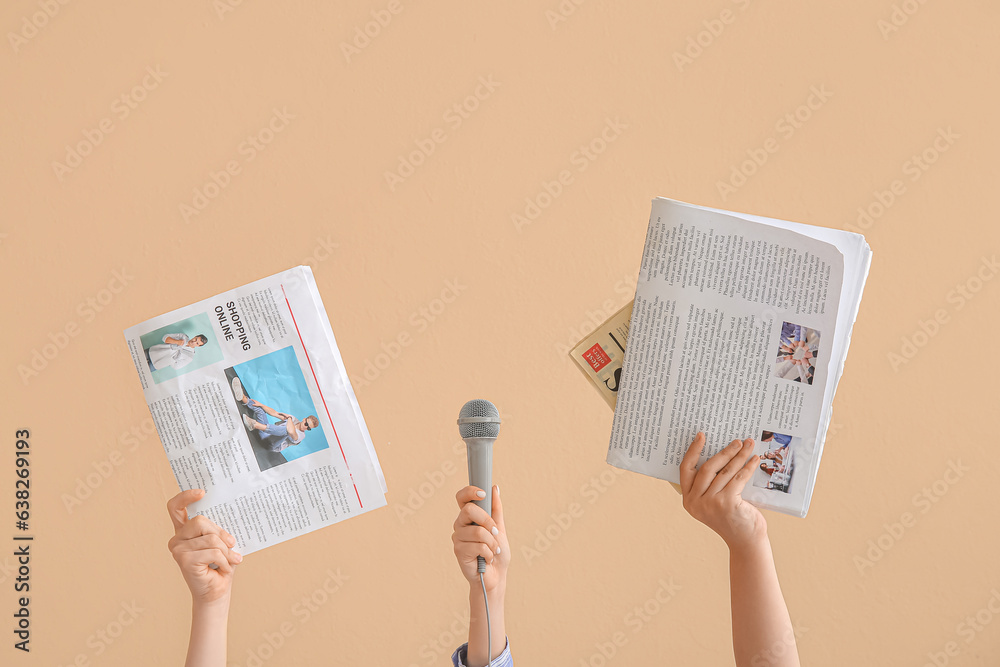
[187,598,231,667]
[163,334,188,345]
[285,419,299,440]
[679,433,800,667]
[252,401,282,419]
[166,489,243,667]
[730,535,796,667]
[452,485,510,667]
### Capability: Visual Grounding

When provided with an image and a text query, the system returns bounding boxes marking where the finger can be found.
[172,534,243,565]
[168,520,237,553]
[689,439,744,498]
[178,547,233,577]
[195,548,234,576]
[455,486,487,508]
[679,432,706,496]
[460,542,495,567]
[455,502,499,536]
[491,485,506,535]
[725,452,761,496]
[453,525,501,555]
[453,533,496,564]
[706,439,755,495]
[167,489,205,531]
[175,513,235,545]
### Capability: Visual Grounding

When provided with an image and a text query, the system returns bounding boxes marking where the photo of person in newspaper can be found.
[139,312,225,384]
[774,321,820,385]
[752,431,798,493]
[234,381,318,452]
[223,346,330,473]
[145,333,208,371]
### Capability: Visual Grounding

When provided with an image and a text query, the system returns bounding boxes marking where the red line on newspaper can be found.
[281,285,363,509]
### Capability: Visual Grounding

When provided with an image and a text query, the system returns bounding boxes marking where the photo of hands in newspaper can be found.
[774,322,820,385]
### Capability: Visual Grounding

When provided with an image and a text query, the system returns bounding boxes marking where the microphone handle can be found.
[466,438,494,572]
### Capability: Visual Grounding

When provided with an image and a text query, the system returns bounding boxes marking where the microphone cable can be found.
[478,558,491,667]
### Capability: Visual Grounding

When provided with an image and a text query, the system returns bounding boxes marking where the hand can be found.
[452,485,509,595]
[680,433,767,551]
[277,412,293,422]
[166,489,243,606]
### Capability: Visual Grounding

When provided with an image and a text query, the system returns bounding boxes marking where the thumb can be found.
[491,485,505,533]
[167,488,205,531]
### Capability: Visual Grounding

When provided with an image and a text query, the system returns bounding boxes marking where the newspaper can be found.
[569,302,633,410]
[569,303,682,494]
[123,266,387,555]
[608,198,871,517]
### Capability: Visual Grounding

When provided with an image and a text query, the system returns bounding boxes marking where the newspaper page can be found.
[570,301,684,495]
[608,198,848,517]
[123,266,387,555]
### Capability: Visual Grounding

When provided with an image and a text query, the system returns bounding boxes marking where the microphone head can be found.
[457,399,501,439]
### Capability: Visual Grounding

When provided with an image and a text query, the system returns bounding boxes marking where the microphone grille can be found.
[457,399,501,439]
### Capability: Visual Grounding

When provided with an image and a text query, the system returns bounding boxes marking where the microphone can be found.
[457,399,501,572]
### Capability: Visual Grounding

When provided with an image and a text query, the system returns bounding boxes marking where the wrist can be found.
[192,593,232,620]
[469,579,506,607]
[726,530,770,559]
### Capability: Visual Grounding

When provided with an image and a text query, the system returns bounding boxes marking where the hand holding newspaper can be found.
[575,198,871,517]
[124,266,387,555]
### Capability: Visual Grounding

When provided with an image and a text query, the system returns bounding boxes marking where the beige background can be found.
[2,1,998,665]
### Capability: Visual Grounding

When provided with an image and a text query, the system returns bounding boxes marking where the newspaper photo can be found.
[123,266,387,555]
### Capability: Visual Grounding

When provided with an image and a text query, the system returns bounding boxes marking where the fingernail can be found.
[496,547,501,555]
[234,552,243,563]
[491,526,499,536]
[231,545,242,554]
[476,490,486,498]
[496,485,500,497]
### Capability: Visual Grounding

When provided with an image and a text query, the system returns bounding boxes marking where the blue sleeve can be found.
[452,638,512,667]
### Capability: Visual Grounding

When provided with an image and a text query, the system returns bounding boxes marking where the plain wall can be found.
[2,1,997,665]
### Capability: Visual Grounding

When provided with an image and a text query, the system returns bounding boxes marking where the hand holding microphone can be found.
[453,399,510,667]
[452,484,508,591]
[453,399,508,585]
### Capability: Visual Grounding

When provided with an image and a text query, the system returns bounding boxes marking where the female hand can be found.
[452,485,509,595]
[679,433,767,551]
[166,489,243,606]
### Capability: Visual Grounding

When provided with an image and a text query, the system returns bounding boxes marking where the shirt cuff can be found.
[451,638,512,667]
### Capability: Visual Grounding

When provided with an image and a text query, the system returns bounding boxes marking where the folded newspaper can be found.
[123,266,387,555]
[600,198,871,517]
[570,302,633,411]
